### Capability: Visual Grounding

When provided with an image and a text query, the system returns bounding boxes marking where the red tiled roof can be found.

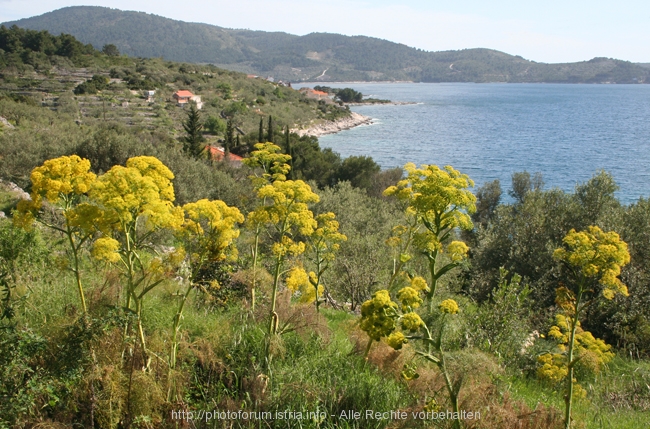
[206,146,244,162]
[174,90,194,98]
[313,90,328,96]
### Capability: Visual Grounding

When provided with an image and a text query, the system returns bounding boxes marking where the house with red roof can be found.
[205,146,243,166]
[299,88,332,101]
[173,90,203,109]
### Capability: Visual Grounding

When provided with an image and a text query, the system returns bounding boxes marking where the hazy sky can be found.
[1,0,649,63]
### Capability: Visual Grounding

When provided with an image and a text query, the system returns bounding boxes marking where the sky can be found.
[1,0,649,63]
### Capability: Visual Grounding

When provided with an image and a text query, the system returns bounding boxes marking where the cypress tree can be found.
[285,125,294,179]
[258,118,264,143]
[224,118,234,156]
[182,105,204,159]
[267,116,274,143]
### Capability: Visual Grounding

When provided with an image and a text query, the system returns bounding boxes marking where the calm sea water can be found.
[300,83,650,205]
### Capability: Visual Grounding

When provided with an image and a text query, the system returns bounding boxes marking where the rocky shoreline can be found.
[346,101,417,106]
[292,111,373,138]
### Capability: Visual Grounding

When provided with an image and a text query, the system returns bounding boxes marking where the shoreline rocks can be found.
[346,101,417,106]
[293,112,373,138]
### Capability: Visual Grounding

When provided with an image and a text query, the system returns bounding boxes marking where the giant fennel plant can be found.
[360,163,475,429]
[15,155,98,314]
[540,226,630,429]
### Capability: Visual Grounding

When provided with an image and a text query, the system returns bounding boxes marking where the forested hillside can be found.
[4,6,650,83]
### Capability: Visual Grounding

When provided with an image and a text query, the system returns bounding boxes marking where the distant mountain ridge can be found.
[4,6,650,83]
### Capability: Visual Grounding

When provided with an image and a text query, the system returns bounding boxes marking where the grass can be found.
[505,357,650,429]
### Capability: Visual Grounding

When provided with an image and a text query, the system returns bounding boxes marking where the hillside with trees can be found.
[3,6,650,84]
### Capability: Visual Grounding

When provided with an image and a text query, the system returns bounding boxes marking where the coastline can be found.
[292,111,373,138]
[346,101,417,106]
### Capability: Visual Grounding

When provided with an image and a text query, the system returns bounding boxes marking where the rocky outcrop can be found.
[293,112,372,138]
[0,181,30,201]
[0,116,15,130]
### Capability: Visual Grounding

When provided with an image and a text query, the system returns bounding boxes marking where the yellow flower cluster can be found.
[30,155,96,203]
[126,156,175,201]
[384,163,476,232]
[401,312,424,332]
[285,266,322,304]
[401,362,420,381]
[65,202,104,233]
[286,266,309,293]
[15,155,97,228]
[537,353,569,383]
[91,237,121,263]
[423,398,440,412]
[272,236,306,257]
[439,299,459,315]
[254,180,319,229]
[249,180,319,259]
[179,199,244,263]
[397,286,422,311]
[310,212,347,259]
[413,231,442,253]
[546,314,613,365]
[410,276,428,292]
[539,312,614,384]
[242,142,292,185]
[13,200,37,229]
[386,225,405,248]
[360,290,399,341]
[386,331,407,350]
[90,158,183,232]
[446,241,469,262]
[553,226,630,299]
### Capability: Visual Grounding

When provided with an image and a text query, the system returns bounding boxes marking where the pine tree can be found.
[267,116,274,143]
[258,118,264,143]
[183,105,204,159]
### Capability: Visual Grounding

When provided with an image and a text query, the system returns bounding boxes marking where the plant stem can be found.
[167,282,194,400]
[268,253,283,336]
[251,229,260,311]
[564,286,584,429]
[66,224,87,313]
[363,339,373,362]
[440,351,461,429]
[427,251,438,312]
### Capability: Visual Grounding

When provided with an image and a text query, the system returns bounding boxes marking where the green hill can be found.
[4,6,650,83]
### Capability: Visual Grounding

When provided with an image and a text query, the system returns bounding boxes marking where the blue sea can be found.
[300,83,650,205]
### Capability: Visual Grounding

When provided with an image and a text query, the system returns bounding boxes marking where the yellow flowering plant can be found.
[538,313,613,389]
[245,170,320,358]
[359,290,400,357]
[285,266,322,304]
[89,156,184,370]
[243,142,291,311]
[384,219,419,292]
[384,163,475,308]
[168,199,243,394]
[358,286,464,429]
[14,155,98,313]
[410,298,464,429]
[305,212,347,312]
[357,162,475,429]
[242,142,292,186]
[551,226,630,429]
